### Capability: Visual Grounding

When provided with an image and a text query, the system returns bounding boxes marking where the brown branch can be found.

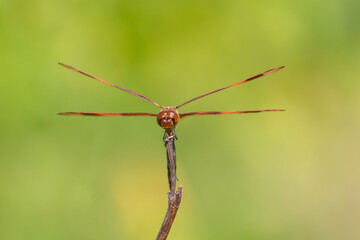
[156,185,183,240]
[156,135,183,240]
[166,135,177,194]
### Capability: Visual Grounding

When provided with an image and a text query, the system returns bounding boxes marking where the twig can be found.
[156,185,183,240]
[166,135,177,194]
[156,136,183,240]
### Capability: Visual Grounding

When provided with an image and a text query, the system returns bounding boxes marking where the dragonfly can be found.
[58,63,284,187]
[58,63,284,138]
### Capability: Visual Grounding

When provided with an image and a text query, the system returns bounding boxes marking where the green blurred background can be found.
[1,0,359,239]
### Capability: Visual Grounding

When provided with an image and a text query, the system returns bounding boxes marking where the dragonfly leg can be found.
[163,130,177,144]
[163,132,169,144]
[174,131,178,140]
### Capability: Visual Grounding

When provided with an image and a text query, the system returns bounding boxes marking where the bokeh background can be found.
[1,0,359,239]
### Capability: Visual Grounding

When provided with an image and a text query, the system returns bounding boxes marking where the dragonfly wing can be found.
[59,63,162,108]
[176,66,284,108]
[180,109,284,118]
[58,112,158,117]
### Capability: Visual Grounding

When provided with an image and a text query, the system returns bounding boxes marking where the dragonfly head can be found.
[157,107,180,131]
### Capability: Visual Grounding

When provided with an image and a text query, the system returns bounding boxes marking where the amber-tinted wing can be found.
[59,63,162,108]
[180,109,284,118]
[59,112,158,117]
[176,66,284,109]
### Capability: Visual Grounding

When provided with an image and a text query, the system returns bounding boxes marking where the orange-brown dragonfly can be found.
[59,63,284,187]
[58,63,284,140]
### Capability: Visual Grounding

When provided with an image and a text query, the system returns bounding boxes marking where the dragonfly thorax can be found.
[157,107,180,131]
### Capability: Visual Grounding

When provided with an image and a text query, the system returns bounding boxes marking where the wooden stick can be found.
[166,135,177,194]
[156,136,183,240]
